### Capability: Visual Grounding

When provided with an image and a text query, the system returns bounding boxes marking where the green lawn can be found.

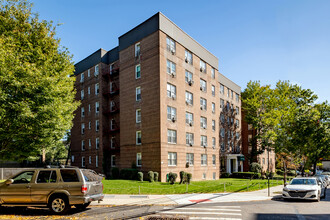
[102,178,283,194]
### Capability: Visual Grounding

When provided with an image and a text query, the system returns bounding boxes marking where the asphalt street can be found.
[0,189,329,220]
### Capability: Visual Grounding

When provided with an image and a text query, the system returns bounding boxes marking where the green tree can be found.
[0,0,79,161]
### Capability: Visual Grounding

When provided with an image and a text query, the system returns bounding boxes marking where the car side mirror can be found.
[5,179,14,185]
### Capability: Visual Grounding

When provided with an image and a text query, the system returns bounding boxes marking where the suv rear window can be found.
[60,169,79,182]
[37,170,57,183]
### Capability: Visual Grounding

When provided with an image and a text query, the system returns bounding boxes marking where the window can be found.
[212,155,216,166]
[88,104,91,113]
[227,88,230,97]
[96,138,99,149]
[136,131,141,145]
[185,112,193,125]
[89,156,92,164]
[135,64,141,79]
[81,123,85,134]
[200,98,207,110]
[88,139,91,148]
[203,173,206,179]
[96,156,98,167]
[80,73,84,83]
[220,84,224,94]
[95,83,99,95]
[212,120,216,131]
[111,155,116,167]
[81,140,85,151]
[186,153,194,166]
[186,133,194,146]
[167,83,176,99]
[185,70,193,85]
[236,119,239,128]
[81,90,84,100]
[94,65,99,77]
[168,152,177,166]
[220,99,224,108]
[167,106,177,122]
[221,142,225,151]
[135,42,140,57]
[37,170,57,183]
[71,155,74,162]
[200,60,206,73]
[201,135,207,147]
[95,120,99,131]
[231,90,234,99]
[212,137,216,148]
[220,128,225,138]
[95,102,99,114]
[136,153,142,167]
[248,124,253,130]
[200,117,207,129]
[88,86,90,95]
[200,79,207,92]
[185,91,193,105]
[110,119,115,130]
[236,106,240,115]
[262,158,265,165]
[136,109,141,123]
[81,107,85,118]
[87,69,90,78]
[185,50,193,64]
[236,93,239,102]
[61,169,79,182]
[211,85,215,96]
[201,154,207,165]
[248,134,253,144]
[167,60,176,77]
[211,68,215,79]
[88,121,91,129]
[212,102,215,113]
[110,137,115,148]
[167,129,177,144]
[220,113,225,123]
[82,157,85,167]
[136,87,141,101]
[166,36,176,53]
[213,172,216,180]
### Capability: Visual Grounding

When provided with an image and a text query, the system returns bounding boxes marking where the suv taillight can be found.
[81,184,87,194]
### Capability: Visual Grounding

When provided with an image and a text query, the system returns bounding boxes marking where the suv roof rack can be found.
[44,165,78,169]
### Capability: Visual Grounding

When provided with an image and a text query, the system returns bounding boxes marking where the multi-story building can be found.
[71,12,241,181]
[241,111,276,173]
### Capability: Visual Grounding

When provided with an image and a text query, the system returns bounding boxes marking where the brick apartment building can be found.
[71,12,242,181]
[241,111,276,173]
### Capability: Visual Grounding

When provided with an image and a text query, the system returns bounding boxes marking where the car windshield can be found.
[290,179,316,185]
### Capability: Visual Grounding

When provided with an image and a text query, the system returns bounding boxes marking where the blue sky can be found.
[31,0,329,102]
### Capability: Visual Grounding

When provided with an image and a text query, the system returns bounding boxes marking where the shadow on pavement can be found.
[0,206,88,217]
[255,213,330,220]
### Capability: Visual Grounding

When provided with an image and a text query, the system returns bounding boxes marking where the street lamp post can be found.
[267,146,270,197]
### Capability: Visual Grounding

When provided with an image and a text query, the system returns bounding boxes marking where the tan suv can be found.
[0,167,104,214]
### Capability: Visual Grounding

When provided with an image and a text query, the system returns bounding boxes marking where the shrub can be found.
[120,168,138,180]
[148,171,154,182]
[154,172,159,182]
[231,172,255,179]
[221,172,230,178]
[168,172,177,184]
[250,162,262,173]
[137,172,143,181]
[179,171,188,184]
[276,169,284,176]
[186,173,192,184]
[111,167,120,179]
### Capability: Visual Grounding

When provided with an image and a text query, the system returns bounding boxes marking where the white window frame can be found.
[200,98,207,110]
[89,156,92,164]
[111,155,116,167]
[96,137,99,149]
[185,91,193,105]
[80,72,84,83]
[95,83,99,95]
[87,69,90,78]
[136,109,141,123]
[96,156,98,167]
[110,137,115,149]
[95,120,99,132]
[212,120,216,131]
[212,137,216,149]
[135,64,141,79]
[201,135,207,147]
[211,85,215,96]
[200,79,207,92]
[88,139,91,149]
[136,131,141,145]
[212,155,216,166]
[167,83,176,99]
[167,129,177,144]
[201,154,207,166]
[212,102,215,113]
[82,156,85,167]
[166,36,176,53]
[88,121,91,130]
[185,50,193,64]
[166,60,176,77]
[81,90,84,100]
[81,123,85,135]
[136,87,141,101]
[200,60,206,73]
[135,42,140,57]
[136,153,142,167]
[168,152,177,166]
[220,84,224,94]
[94,65,99,77]
[81,140,85,151]
[200,117,207,129]
[211,68,215,79]
[88,86,90,95]
[186,153,194,166]
[167,106,177,122]
[95,102,99,114]
[186,133,194,146]
[81,107,85,118]
[185,112,193,125]
[185,70,193,84]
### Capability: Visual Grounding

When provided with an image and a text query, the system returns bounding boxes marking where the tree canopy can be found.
[0,0,79,161]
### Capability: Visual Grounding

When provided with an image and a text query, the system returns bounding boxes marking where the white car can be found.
[282,177,326,201]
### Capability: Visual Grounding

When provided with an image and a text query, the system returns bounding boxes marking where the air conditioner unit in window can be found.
[171,117,176,122]
[200,67,203,72]
[186,100,190,105]
[203,124,206,129]
[170,48,175,54]
[203,144,207,148]
[171,72,175,77]
[200,106,205,110]
[171,94,176,100]
[189,122,193,126]
[189,142,193,146]
[185,58,188,63]
[200,86,203,91]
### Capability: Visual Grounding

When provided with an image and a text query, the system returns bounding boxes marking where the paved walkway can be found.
[91,185,284,206]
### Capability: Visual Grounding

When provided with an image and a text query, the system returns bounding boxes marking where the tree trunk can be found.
[283,160,287,185]
[312,160,317,176]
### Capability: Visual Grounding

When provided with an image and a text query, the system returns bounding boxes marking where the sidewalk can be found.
[91,185,284,206]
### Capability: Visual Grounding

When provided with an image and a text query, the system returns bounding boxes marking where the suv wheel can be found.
[49,196,70,214]
[75,202,91,210]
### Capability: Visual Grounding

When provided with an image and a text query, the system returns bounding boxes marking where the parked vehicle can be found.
[0,167,104,214]
[320,173,330,186]
[282,177,326,201]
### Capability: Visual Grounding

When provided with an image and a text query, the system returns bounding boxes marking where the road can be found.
[0,189,329,219]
